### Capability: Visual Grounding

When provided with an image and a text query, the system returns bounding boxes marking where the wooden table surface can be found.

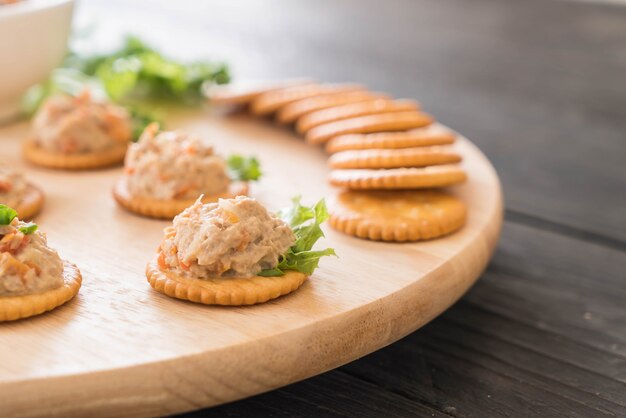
[76,0,626,416]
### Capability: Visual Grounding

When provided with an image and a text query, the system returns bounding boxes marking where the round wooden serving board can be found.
[0,109,502,417]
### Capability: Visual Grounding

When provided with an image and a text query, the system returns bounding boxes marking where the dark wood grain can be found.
[182,371,451,418]
[174,222,626,418]
[75,0,626,416]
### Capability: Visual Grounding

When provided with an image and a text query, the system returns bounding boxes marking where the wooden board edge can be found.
[0,133,504,418]
[1,178,502,418]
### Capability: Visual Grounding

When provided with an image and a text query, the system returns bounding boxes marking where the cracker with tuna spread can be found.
[23,90,132,170]
[146,196,335,305]
[113,123,261,219]
[0,163,44,220]
[0,205,81,321]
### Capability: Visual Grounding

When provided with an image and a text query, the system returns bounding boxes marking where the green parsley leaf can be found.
[85,37,229,103]
[277,196,315,228]
[227,155,262,181]
[96,55,142,101]
[275,248,337,276]
[257,268,284,277]
[291,199,330,253]
[259,197,336,277]
[22,34,230,115]
[0,205,17,225]
[18,223,38,235]
[127,106,161,141]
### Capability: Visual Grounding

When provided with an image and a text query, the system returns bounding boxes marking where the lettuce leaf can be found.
[22,35,230,140]
[18,223,38,235]
[259,197,336,277]
[127,106,161,142]
[0,205,17,225]
[82,36,229,103]
[227,155,262,181]
[0,205,38,234]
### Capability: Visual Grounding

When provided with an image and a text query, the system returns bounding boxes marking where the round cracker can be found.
[296,98,419,134]
[305,111,434,144]
[325,125,456,153]
[328,190,467,242]
[6,182,45,220]
[275,89,378,124]
[113,178,250,219]
[328,165,467,190]
[249,83,361,116]
[23,139,127,170]
[146,259,307,306]
[0,261,82,321]
[206,79,313,106]
[328,146,462,169]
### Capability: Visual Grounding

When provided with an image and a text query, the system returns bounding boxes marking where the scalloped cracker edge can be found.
[306,111,434,144]
[296,98,418,134]
[328,190,467,242]
[328,146,462,169]
[0,261,82,321]
[113,178,249,219]
[328,165,467,190]
[146,259,307,305]
[325,125,456,153]
[23,139,127,170]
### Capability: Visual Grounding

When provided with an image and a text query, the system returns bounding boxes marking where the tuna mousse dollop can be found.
[23,90,132,170]
[0,205,81,321]
[113,123,262,219]
[146,196,335,305]
[0,163,44,220]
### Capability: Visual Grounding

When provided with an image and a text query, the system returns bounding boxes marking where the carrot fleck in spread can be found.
[157,197,295,279]
[122,124,262,202]
[0,205,64,297]
[123,124,231,201]
[155,196,335,279]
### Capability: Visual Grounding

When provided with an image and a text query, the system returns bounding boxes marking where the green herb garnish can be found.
[0,205,17,225]
[18,223,38,235]
[84,36,230,103]
[127,106,161,142]
[0,205,37,234]
[22,35,230,140]
[227,155,262,182]
[259,197,336,277]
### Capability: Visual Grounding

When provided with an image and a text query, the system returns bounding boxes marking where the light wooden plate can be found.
[0,109,502,418]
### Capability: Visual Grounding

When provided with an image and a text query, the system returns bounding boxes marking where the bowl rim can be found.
[0,0,74,21]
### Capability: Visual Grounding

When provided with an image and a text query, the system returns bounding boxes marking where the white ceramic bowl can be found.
[0,0,74,122]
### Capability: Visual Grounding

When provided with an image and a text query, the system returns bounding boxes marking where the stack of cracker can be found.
[208,81,467,242]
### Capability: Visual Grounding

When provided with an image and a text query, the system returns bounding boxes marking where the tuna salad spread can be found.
[158,196,295,278]
[124,124,231,200]
[0,207,63,297]
[32,91,132,154]
[0,164,28,209]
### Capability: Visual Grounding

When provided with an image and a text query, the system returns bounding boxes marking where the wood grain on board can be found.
[198,221,626,418]
[0,110,502,417]
[2,0,624,415]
